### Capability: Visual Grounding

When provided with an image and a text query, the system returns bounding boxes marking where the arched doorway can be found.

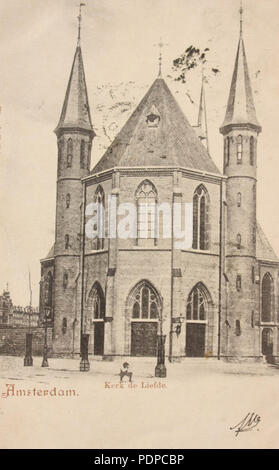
[88,282,105,355]
[186,283,211,357]
[262,328,273,356]
[127,280,161,357]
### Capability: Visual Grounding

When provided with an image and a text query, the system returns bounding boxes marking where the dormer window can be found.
[146,104,160,128]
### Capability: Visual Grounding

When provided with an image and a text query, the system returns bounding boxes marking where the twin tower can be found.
[40,14,268,360]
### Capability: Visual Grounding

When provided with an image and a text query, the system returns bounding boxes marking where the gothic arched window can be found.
[192,185,210,250]
[186,283,210,321]
[63,272,68,289]
[80,139,86,169]
[130,281,160,320]
[66,138,73,168]
[235,320,241,336]
[237,233,241,249]
[225,137,230,167]
[261,273,274,322]
[87,142,91,170]
[57,139,63,177]
[250,136,255,165]
[237,135,243,164]
[237,192,242,207]
[93,186,105,250]
[136,180,157,241]
[89,283,105,320]
[62,317,67,335]
[45,271,53,308]
[236,274,242,291]
[66,193,71,209]
[65,234,70,249]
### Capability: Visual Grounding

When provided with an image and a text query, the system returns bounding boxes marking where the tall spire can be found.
[55,5,93,135]
[198,71,209,151]
[220,2,261,133]
[193,71,209,151]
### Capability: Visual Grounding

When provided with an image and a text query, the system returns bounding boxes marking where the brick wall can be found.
[0,327,53,356]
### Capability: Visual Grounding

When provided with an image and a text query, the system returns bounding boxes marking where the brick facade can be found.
[39,24,279,362]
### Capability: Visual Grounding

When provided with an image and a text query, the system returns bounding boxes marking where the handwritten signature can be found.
[230,412,261,437]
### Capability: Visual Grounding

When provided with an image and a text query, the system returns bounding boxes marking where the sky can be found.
[0,0,279,306]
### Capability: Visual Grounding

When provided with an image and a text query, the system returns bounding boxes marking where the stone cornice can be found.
[83,166,225,186]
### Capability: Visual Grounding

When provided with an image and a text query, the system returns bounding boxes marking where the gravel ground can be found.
[0,355,278,449]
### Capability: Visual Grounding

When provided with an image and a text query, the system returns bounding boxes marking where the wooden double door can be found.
[94,321,104,355]
[131,321,158,356]
[186,323,206,357]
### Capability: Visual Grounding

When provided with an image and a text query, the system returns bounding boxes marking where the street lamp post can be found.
[80,333,90,372]
[41,307,50,367]
[155,300,167,378]
[24,306,33,366]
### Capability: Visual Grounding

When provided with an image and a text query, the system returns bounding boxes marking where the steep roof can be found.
[257,223,278,262]
[220,34,261,133]
[92,77,220,174]
[55,45,93,134]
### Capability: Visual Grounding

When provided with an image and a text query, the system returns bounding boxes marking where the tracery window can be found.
[136,180,157,240]
[186,284,209,321]
[193,185,210,250]
[131,282,160,320]
[261,273,274,322]
[237,135,243,164]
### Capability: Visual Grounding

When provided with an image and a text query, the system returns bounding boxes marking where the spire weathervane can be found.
[239,0,243,37]
[153,38,168,77]
[77,3,86,46]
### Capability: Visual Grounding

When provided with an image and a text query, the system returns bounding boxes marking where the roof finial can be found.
[153,38,168,78]
[239,0,243,37]
[77,3,86,46]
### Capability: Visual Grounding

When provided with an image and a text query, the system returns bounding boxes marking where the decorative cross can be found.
[77,3,86,45]
[153,38,169,77]
[239,0,243,36]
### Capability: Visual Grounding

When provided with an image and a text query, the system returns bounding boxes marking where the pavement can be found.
[0,355,278,449]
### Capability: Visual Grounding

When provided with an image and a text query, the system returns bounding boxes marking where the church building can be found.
[40,9,279,361]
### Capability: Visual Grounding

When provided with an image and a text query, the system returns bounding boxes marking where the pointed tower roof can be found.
[193,75,209,151]
[220,6,261,134]
[92,77,220,174]
[55,45,94,135]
